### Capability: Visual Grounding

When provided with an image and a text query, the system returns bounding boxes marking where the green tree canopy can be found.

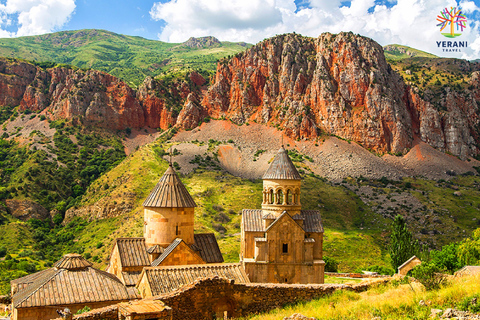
[389,215,419,270]
[458,228,480,265]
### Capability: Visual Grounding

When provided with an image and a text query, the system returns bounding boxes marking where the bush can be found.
[324,256,339,272]
[212,223,227,234]
[0,247,6,258]
[214,212,231,223]
[76,306,91,315]
[366,265,395,275]
[457,294,480,313]
[411,262,447,290]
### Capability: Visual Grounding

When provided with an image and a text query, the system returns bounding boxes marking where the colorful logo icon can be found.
[437,7,467,38]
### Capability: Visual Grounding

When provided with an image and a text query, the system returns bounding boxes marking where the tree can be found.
[430,243,462,274]
[389,215,419,270]
[458,228,480,265]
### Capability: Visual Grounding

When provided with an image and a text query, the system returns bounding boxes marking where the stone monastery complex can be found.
[9,147,326,320]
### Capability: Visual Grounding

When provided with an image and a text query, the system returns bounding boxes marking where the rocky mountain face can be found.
[198,33,480,159]
[1,32,480,159]
[0,58,204,131]
[182,36,221,48]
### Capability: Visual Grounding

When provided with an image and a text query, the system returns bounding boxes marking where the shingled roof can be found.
[262,147,301,180]
[12,254,130,308]
[242,209,323,233]
[193,233,224,263]
[143,165,197,208]
[114,238,150,268]
[138,263,249,296]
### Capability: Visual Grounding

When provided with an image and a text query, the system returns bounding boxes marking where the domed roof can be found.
[143,165,197,208]
[54,253,92,270]
[262,147,301,180]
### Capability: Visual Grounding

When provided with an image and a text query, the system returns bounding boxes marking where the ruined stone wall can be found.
[72,305,118,320]
[16,301,121,320]
[157,276,389,320]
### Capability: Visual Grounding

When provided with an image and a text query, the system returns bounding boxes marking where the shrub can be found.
[366,265,395,275]
[214,212,231,223]
[0,247,6,258]
[212,223,227,234]
[76,306,91,315]
[411,262,447,290]
[324,256,339,272]
[457,294,480,313]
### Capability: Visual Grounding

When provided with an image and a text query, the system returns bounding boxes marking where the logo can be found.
[437,7,467,38]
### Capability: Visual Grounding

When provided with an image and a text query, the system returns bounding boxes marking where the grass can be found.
[383,44,437,60]
[245,274,480,320]
[0,29,250,87]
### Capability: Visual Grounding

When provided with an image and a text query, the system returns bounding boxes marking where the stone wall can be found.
[156,276,390,320]
[72,305,118,320]
[325,272,391,278]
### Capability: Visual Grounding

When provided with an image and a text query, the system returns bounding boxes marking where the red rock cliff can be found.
[198,32,480,158]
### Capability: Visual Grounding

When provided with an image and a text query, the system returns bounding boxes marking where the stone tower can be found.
[261,146,302,218]
[241,146,325,284]
[143,164,197,248]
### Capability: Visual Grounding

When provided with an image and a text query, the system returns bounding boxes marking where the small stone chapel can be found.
[240,146,325,284]
[106,164,224,294]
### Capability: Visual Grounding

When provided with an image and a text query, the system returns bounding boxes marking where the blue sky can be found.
[0,0,479,59]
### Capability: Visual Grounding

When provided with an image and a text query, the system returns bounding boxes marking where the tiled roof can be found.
[122,271,142,287]
[243,209,323,233]
[304,238,315,243]
[262,147,301,180]
[54,253,92,270]
[255,237,267,242]
[115,238,150,268]
[193,233,224,263]
[151,239,183,267]
[139,263,249,296]
[242,209,264,232]
[301,210,324,233]
[13,255,130,308]
[143,165,197,208]
[147,244,164,255]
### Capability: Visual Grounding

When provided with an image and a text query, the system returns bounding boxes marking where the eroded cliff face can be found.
[198,32,480,158]
[2,32,480,159]
[0,58,203,131]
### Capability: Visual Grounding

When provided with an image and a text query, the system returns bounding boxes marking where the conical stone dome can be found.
[262,147,301,180]
[54,253,92,270]
[143,165,197,208]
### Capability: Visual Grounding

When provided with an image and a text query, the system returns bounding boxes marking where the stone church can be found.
[106,164,225,294]
[240,146,325,284]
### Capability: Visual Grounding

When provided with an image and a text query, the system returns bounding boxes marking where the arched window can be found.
[286,189,293,205]
[269,189,274,204]
[277,189,284,205]
[294,188,300,204]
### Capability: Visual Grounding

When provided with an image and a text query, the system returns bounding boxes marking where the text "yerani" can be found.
[436,41,468,48]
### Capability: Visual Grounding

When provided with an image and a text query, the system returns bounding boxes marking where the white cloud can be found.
[150,0,480,59]
[0,0,76,37]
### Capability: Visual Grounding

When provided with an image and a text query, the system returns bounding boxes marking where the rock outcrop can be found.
[2,32,480,159]
[182,36,221,48]
[199,32,480,158]
[5,199,50,221]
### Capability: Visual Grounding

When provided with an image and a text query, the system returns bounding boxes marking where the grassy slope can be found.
[0,29,249,87]
[383,44,437,60]
[67,139,391,271]
[246,275,480,320]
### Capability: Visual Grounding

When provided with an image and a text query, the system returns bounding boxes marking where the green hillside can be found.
[383,44,437,60]
[0,29,250,87]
